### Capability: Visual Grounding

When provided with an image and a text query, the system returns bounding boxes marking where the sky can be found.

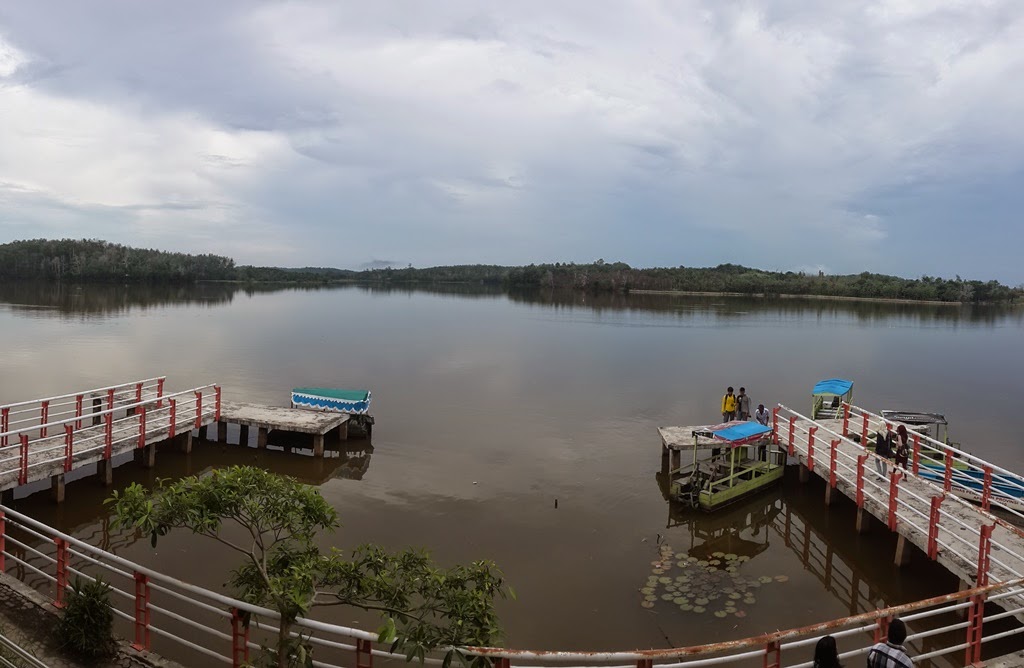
[0,2,1022,282]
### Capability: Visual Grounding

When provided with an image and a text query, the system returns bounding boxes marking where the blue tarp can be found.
[711,421,773,445]
[812,378,854,397]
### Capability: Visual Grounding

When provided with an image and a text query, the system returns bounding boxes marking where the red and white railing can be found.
[0,378,166,446]
[842,403,1024,521]
[0,384,220,487]
[774,405,1024,590]
[1,505,1024,668]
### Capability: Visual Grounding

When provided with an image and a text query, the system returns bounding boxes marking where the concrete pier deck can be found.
[217,402,350,456]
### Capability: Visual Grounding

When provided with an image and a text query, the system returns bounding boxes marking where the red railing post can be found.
[156,378,165,408]
[356,638,374,668]
[861,413,869,447]
[841,403,851,436]
[982,466,993,511]
[763,640,780,668]
[1,407,8,447]
[18,434,29,486]
[771,407,780,444]
[132,572,151,651]
[965,593,986,667]
[215,386,222,421]
[40,400,49,438]
[138,405,147,449]
[169,399,177,438]
[911,433,921,475]
[829,439,839,488]
[53,538,68,608]
[230,607,250,667]
[106,388,115,412]
[856,454,867,508]
[75,394,83,430]
[874,616,890,643]
[807,427,817,470]
[104,412,113,460]
[888,469,902,530]
[135,382,143,405]
[927,496,943,560]
[977,524,993,587]
[944,448,953,492]
[64,425,73,472]
[787,416,796,456]
[194,391,203,430]
[495,659,511,668]
[0,511,6,572]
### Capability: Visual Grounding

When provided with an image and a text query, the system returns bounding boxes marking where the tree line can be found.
[1,239,1020,303]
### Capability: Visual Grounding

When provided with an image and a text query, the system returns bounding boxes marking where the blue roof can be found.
[710,421,773,444]
[812,378,854,397]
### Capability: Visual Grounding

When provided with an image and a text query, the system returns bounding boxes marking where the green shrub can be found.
[55,577,117,660]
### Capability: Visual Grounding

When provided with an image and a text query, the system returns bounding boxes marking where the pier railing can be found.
[0,378,166,446]
[0,383,220,488]
[1,505,1023,668]
[775,404,1024,590]
[842,403,1024,523]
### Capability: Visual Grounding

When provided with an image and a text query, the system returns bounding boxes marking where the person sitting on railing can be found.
[866,618,913,668]
[894,425,910,471]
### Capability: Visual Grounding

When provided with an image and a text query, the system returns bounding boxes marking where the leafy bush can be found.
[55,577,117,660]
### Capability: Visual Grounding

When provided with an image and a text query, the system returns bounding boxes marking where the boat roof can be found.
[812,378,854,397]
[292,388,370,402]
[880,410,947,426]
[690,421,773,446]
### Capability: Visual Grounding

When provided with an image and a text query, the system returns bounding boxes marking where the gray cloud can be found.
[0,1,1023,280]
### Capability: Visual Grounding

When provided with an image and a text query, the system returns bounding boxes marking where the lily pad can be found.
[729,592,741,600]
[725,553,738,560]
[641,601,654,609]
[695,597,709,605]
[693,605,706,613]
[775,575,789,583]
[712,551,725,558]
[661,593,674,601]
[759,576,773,584]
[659,577,672,584]
[714,611,728,618]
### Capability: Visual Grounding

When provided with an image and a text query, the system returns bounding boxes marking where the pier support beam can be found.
[134,443,156,468]
[2,489,14,505]
[855,507,871,534]
[96,459,113,486]
[257,427,268,449]
[313,434,325,458]
[799,464,810,483]
[50,474,65,503]
[217,421,227,443]
[239,425,249,447]
[178,431,193,454]
[92,397,102,426]
[824,484,835,506]
[671,448,680,472]
[894,534,912,567]
[199,425,209,440]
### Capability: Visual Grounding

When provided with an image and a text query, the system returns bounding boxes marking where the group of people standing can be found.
[721,386,770,426]
[873,424,911,477]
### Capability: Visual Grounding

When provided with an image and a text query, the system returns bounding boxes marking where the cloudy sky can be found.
[0,2,1022,281]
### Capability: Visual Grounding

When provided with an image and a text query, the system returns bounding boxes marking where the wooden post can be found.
[798,464,809,483]
[178,431,193,454]
[92,396,102,426]
[238,424,249,446]
[894,534,912,567]
[217,421,228,443]
[50,474,65,503]
[257,427,268,449]
[855,507,871,534]
[198,425,209,440]
[96,459,113,486]
[134,444,156,468]
[313,433,325,457]
[824,483,835,506]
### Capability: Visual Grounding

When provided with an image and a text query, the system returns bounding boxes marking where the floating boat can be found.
[660,421,785,512]
[811,378,854,420]
[291,387,374,437]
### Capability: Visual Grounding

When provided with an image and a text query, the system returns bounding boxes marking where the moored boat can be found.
[291,387,375,437]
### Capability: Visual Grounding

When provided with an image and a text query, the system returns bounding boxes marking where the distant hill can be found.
[0,239,1019,303]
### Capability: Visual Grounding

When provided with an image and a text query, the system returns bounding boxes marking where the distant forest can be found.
[1,239,1020,304]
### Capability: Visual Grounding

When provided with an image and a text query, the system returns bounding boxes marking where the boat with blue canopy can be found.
[811,378,854,420]
[659,420,785,512]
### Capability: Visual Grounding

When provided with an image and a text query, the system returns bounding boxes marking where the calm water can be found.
[1,283,1022,660]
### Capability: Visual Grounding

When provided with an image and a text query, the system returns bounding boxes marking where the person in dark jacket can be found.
[813,635,842,668]
[894,425,910,471]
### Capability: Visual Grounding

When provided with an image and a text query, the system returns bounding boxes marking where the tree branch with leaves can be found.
[107,466,512,668]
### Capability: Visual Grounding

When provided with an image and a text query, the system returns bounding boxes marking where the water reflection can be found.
[0,281,1020,326]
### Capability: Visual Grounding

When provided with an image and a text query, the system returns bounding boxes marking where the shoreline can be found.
[628,289,968,306]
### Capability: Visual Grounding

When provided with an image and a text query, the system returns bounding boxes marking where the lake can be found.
[0,282,1021,661]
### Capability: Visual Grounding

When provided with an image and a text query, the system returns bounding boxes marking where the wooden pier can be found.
[214,402,350,457]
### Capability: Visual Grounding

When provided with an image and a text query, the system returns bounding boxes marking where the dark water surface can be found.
[1,283,1022,657]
